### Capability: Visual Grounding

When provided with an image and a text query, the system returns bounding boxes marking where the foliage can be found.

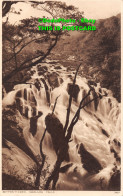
[2,1,84,86]
[52,14,121,102]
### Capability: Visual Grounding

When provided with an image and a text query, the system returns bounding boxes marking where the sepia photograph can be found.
[1,0,121,193]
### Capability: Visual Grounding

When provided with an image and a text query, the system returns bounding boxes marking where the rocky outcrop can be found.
[30,111,43,136]
[37,65,48,76]
[78,143,103,173]
[34,79,42,91]
[45,113,69,161]
[2,105,38,164]
[47,72,59,88]
[67,83,80,101]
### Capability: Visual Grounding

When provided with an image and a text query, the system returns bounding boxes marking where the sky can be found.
[3,0,121,24]
[62,0,121,19]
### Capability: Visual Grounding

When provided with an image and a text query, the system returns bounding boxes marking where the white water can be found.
[2,60,121,190]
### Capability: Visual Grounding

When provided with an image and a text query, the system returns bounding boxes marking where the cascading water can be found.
[2,59,121,190]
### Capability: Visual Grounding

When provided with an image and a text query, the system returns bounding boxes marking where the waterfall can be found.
[2,60,121,190]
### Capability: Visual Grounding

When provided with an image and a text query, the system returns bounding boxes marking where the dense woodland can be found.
[52,13,121,102]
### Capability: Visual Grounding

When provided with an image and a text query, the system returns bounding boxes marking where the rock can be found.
[45,113,69,161]
[101,129,109,137]
[59,163,73,173]
[88,80,97,87]
[16,89,37,106]
[110,147,120,162]
[47,72,59,88]
[94,114,102,123]
[104,90,108,96]
[31,107,37,117]
[113,139,121,147]
[2,105,38,164]
[16,98,23,116]
[30,70,36,75]
[16,90,21,97]
[40,78,50,104]
[99,88,102,93]
[92,90,99,110]
[67,83,80,101]
[34,79,41,91]
[37,66,47,76]
[108,170,120,190]
[38,71,44,76]
[78,143,102,173]
[68,75,73,80]
[55,65,62,69]
[30,111,43,136]
[59,78,64,84]
[37,65,47,72]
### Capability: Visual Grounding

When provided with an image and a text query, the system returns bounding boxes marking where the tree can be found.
[2,1,18,17]
[2,1,84,88]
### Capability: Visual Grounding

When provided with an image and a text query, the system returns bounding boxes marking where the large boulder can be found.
[30,111,43,136]
[78,143,103,173]
[67,83,80,101]
[45,113,69,161]
[47,72,59,88]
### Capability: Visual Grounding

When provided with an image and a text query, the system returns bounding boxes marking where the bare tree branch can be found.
[3,34,60,83]
[3,37,46,64]
[52,95,60,114]
[44,63,106,190]
[35,95,60,189]
[44,64,82,189]
[66,93,106,141]
[63,63,81,134]
[2,1,18,17]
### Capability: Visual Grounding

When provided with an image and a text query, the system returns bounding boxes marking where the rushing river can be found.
[2,59,121,190]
